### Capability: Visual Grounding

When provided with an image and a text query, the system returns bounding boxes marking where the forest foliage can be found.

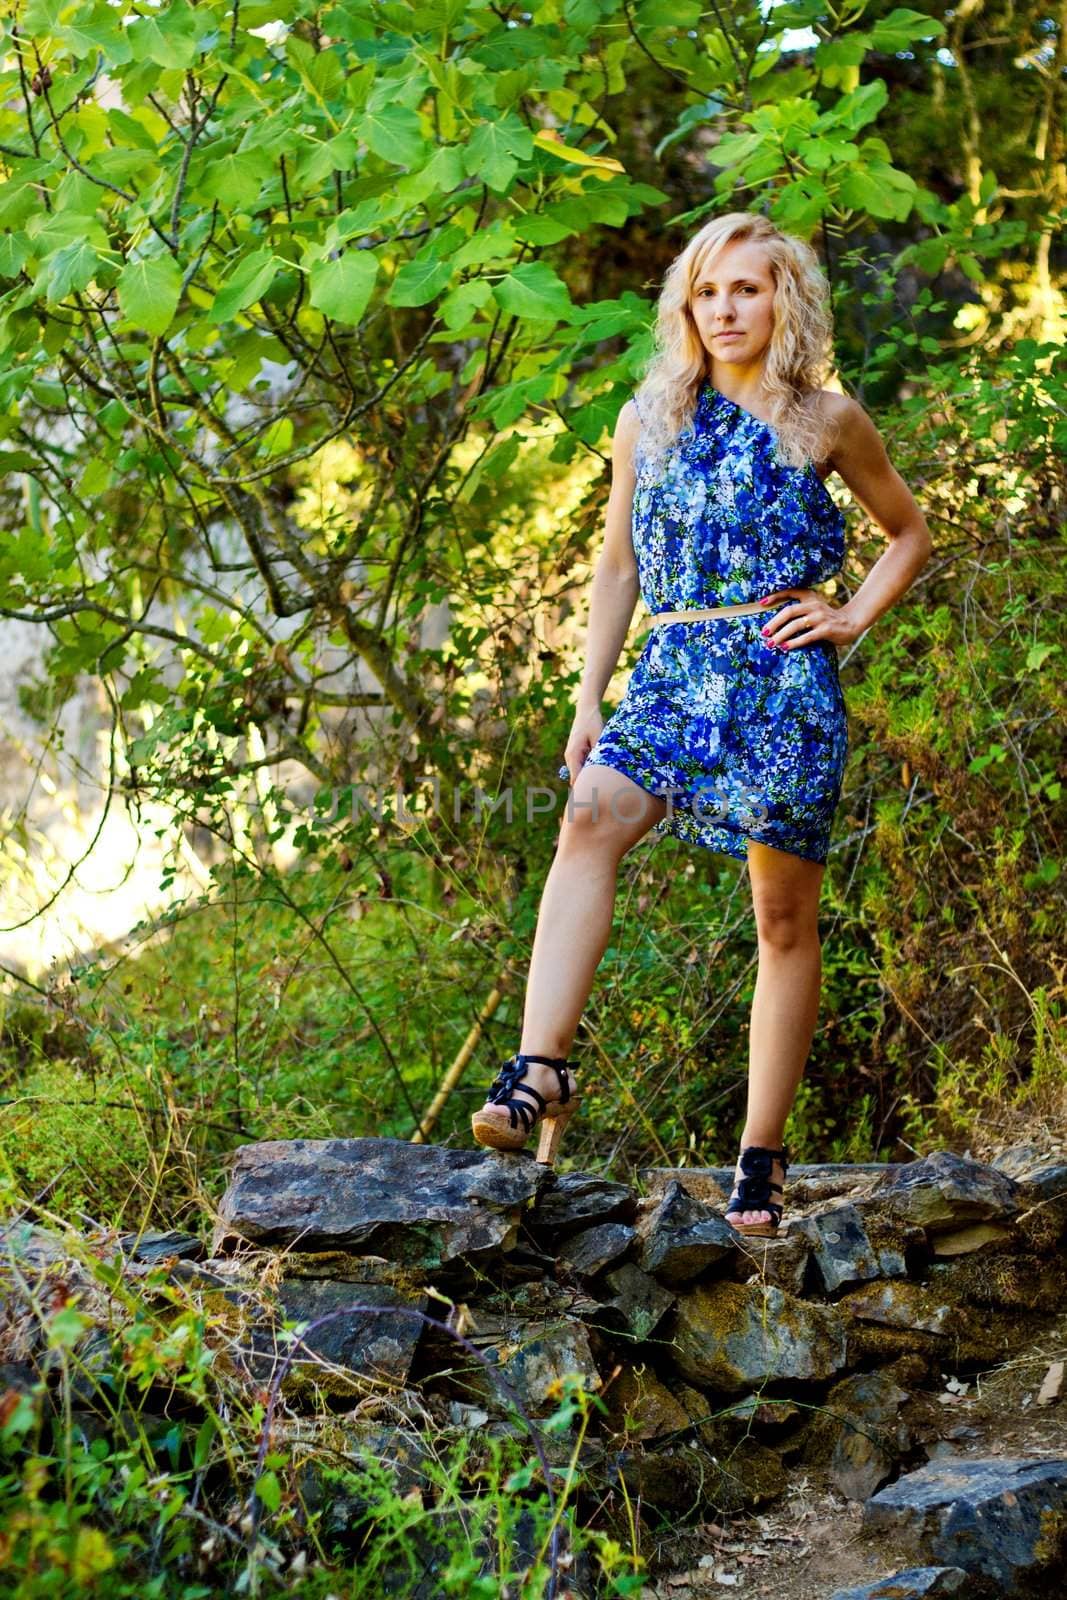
[0,0,1064,1206]
[0,2,1065,1597]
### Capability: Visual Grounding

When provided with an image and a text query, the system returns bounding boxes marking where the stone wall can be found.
[4,1139,1067,1597]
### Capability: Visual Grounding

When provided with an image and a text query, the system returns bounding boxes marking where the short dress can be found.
[579,381,849,865]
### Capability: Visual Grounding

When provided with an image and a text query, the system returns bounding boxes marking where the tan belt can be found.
[649,601,767,626]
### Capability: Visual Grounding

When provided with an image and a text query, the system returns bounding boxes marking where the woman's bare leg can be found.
[479,765,667,1110]
[728,839,826,1226]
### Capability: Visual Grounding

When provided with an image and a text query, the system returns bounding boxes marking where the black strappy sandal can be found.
[725,1144,789,1237]
[470,1053,581,1165]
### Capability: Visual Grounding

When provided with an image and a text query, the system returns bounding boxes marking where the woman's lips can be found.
[716,331,742,338]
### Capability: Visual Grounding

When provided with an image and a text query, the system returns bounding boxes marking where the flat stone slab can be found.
[641,1163,896,1208]
[860,1151,1019,1234]
[528,1171,636,1240]
[863,1457,1067,1587]
[116,1230,205,1265]
[559,1222,635,1279]
[213,1139,550,1269]
[831,1570,967,1600]
[839,1280,955,1336]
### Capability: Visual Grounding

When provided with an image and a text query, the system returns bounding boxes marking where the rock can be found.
[860,1151,1018,1234]
[991,1145,1065,1188]
[247,1280,427,1398]
[830,1569,968,1600]
[1037,1360,1064,1407]
[789,1202,907,1292]
[116,1230,205,1265]
[265,1250,427,1288]
[839,1280,955,1337]
[213,1138,550,1271]
[288,1413,432,1532]
[606,1437,783,1514]
[638,1168,731,1208]
[527,1171,636,1241]
[669,1280,847,1393]
[493,1318,601,1416]
[839,1280,1025,1365]
[559,1223,636,1279]
[930,1223,1015,1257]
[732,1230,811,1294]
[600,1366,692,1441]
[802,1371,911,1500]
[862,1457,1067,1589]
[719,1394,801,1428]
[1017,1162,1067,1201]
[595,1262,676,1342]
[990,1143,1050,1174]
[635,1181,737,1285]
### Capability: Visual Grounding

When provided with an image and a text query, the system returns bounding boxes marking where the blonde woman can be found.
[471,211,932,1234]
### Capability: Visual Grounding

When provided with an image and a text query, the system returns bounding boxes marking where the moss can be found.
[1033,1504,1067,1568]
[1016,1200,1067,1254]
[931,1253,1067,1312]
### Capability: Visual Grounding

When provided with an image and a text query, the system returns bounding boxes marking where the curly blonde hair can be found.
[634,211,838,473]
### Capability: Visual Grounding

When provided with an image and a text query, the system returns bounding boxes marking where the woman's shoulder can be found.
[802,388,855,478]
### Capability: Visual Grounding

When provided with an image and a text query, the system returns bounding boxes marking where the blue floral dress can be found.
[579,382,849,865]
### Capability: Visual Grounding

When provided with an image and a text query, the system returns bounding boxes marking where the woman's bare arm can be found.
[575,400,642,711]
[762,394,933,649]
[829,395,933,638]
[561,401,643,779]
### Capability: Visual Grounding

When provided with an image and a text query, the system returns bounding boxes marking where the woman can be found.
[470,211,932,1235]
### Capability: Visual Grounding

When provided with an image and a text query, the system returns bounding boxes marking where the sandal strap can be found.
[727,1144,788,1217]
[484,1053,578,1130]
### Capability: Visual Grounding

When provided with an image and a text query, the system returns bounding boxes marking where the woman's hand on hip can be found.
[757,588,862,649]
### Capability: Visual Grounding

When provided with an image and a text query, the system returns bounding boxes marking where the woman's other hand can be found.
[560,708,605,784]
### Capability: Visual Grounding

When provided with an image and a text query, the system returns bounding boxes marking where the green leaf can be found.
[463,114,534,193]
[309,251,379,324]
[193,1416,217,1469]
[209,251,278,322]
[36,240,104,302]
[127,5,202,70]
[870,7,946,50]
[0,235,29,278]
[255,1469,281,1512]
[117,255,183,335]
[359,106,426,167]
[199,151,273,210]
[388,254,454,308]
[1025,642,1057,671]
[48,1304,90,1350]
[60,9,134,65]
[492,262,577,324]
[438,279,493,331]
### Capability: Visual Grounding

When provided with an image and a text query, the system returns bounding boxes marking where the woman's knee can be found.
[754,900,819,952]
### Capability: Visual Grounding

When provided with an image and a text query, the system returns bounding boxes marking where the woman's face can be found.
[689,239,776,375]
